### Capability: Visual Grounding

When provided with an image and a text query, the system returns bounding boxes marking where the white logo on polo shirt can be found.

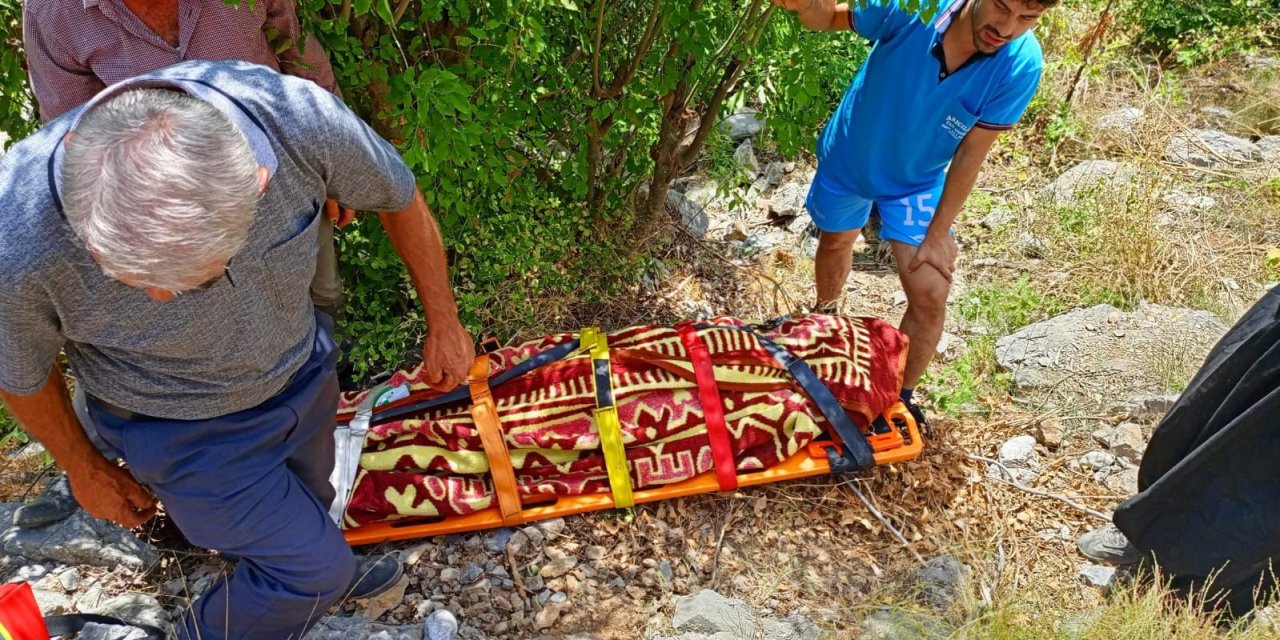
[941,115,970,140]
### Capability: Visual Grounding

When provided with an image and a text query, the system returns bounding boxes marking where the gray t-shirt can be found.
[0,60,415,419]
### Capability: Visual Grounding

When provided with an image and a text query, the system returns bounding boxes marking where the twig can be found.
[506,545,527,594]
[964,453,1113,522]
[842,480,925,562]
[708,502,739,588]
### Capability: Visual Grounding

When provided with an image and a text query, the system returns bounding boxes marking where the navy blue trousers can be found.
[89,315,355,640]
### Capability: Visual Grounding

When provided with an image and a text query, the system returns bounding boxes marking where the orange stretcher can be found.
[342,399,922,546]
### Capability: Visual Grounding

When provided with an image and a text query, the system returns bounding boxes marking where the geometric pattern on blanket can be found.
[336,314,907,528]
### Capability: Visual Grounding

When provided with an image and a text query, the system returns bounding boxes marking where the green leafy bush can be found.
[1126,0,1280,65]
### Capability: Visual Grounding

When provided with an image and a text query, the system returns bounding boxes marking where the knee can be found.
[288,546,357,600]
[906,284,949,318]
[818,230,859,253]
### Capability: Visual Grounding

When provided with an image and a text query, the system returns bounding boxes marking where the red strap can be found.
[675,322,739,491]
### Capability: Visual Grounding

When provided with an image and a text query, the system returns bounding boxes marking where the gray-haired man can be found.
[18,0,361,530]
[0,60,472,639]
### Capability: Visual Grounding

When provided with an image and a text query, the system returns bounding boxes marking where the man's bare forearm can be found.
[378,190,462,325]
[926,130,998,238]
[0,367,95,473]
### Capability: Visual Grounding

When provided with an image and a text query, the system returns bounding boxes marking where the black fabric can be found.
[44,613,167,639]
[1113,286,1280,615]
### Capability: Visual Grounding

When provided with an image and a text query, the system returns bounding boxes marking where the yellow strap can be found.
[582,327,635,508]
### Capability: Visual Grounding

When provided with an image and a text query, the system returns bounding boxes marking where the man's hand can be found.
[324,198,357,228]
[422,317,473,392]
[907,233,958,282]
[67,457,156,529]
[770,0,848,30]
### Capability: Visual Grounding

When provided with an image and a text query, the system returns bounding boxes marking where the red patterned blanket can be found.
[334,315,907,528]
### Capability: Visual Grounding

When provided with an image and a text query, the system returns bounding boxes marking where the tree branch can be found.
[590,0,607,97]
[603,0,666,99]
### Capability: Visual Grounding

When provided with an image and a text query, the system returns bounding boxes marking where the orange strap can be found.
[468,355,522,524]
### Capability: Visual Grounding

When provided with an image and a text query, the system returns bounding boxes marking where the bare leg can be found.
[889,240,952,390]
[814,229,863,310]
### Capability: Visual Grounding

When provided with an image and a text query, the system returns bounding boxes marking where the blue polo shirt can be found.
[815,0,1043,199]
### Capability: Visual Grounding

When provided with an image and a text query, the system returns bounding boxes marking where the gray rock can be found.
[58,567,82,591]
[683,180,723,210]
[1041,160,1136,207]
[719,109,765,141]
[32,586,73,614]
[484,528,514,554]
[658,560,673,584]
[1079,451,1118,471]
[762,162,786,188]
[459,563,484,584]
[1094,107,1144,133]
[768,182,808,219]
[995,304,1227,392]
[1245,55,1278,70]
[733,140,760,176]
[858,609,949,640]
[1104,422,1146,464]
[585,545,606,561]
[89,593,169,630]
[1160,189,1217,217]
[1166,130,1262,168]
[1258,136,1280,163]
[539,556,578,579]
[667,189,709,237]
[534,600,567,630]
[1017,232,1046,258]
[14,563,49,582]
[1104,467,1140,494]
[785,212,815,236]
[1199,106,1234,121]
[425,610,460,640]
[13,442,47,460]
[1112,394,1179,418]
[303,616,423,640]
[761,616,821,640]
[915,555,969,612]
[979,206,1014,229]
[740,232,790,256]
[0,508,158,570]
[78,623,152,640]
[990,435,1041,484]
[673,590,758,636]
[1078,564,1117,592]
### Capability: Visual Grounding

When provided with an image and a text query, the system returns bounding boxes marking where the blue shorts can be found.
[805,175,947,247]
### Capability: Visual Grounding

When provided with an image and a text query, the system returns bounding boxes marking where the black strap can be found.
[696,322,878,471]
[360,339,582,427]
[45,613,167,639]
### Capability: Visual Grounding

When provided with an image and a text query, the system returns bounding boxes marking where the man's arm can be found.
[22,4,105,122]
[772,0,853,31]
[379,190,473,392]
[907,126,1001,281]
[0,368,155,528]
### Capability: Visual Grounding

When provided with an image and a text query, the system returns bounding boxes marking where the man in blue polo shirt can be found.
[774,0,1056,423]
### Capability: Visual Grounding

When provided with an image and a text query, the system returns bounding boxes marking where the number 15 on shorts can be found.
[899,193,935,228]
